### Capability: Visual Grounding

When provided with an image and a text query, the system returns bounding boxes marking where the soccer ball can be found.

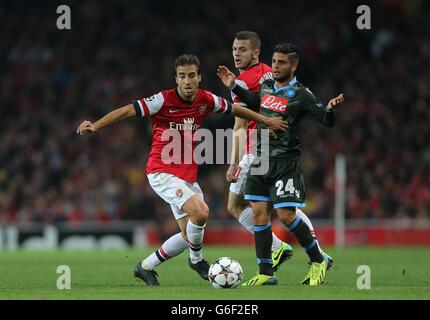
[208,257,243,289]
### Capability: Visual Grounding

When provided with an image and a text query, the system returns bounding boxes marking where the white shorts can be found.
[147,172,204,220]
[229,154,255,196]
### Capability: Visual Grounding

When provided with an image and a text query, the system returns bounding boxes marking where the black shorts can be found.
[244,158,306,209]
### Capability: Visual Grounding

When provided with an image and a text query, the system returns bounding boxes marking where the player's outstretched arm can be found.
[76,104,136,135]
[307,93,345,127]
[326,93,344,110]
[231,104,288,137]
[217,66,260,110]
[217,65,236,90]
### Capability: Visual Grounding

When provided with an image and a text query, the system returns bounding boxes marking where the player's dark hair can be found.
[274,42,300,64]
[175,54,201,74]
[235,31,261,50]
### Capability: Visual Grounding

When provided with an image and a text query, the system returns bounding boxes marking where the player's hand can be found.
[327,93,344,110]
[264,117,288,139]
[268,128,278,139]
[226,164,238,183]
[77,120,97,135]
[217,66,236,90]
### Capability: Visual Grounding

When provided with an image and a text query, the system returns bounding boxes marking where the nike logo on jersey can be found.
[169,109,180,113]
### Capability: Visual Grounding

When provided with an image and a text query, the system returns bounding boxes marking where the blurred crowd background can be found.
[1,0,429,232]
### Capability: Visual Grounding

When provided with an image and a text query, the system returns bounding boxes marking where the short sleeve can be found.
[132,92,164,117]
[210,93,232,114]
[230,79,249,106]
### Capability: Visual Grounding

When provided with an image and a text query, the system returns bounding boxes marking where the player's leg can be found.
[252,201,275,277]
[227,190,251,230]
[181,194,209,272]
[147,172,208,264]
[228,155,255,231]
[228,155,259,233]
[277,208,327,286]
[135,212,189,286]
[138,173,210,282]
[140,230,189,270]
[241,172,278,286]
[295,209,319,248]
[272,159,327,286]
[276,208,325,263]
[180,181,211,280]
[242,201,278,286]
[296,208,334,270]
[229,154,292,264]
[228,192,286,253]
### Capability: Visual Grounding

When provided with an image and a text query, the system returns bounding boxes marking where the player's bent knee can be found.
[190,201,209,225]
[199,203,209,221]
[277,207,296,225]
[227,202,235,216]
[227,203,242,219]
[181,232,188,241]
[227,192,249,219]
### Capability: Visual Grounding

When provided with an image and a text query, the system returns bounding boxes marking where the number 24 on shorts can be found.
[275,179,300,198]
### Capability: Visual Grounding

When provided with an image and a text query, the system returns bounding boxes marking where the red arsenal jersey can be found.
[231,62,272,154]
[133,88,231,183]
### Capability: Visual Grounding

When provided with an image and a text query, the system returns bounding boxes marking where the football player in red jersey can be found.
[223,31,333,274]
[77,54,288,286]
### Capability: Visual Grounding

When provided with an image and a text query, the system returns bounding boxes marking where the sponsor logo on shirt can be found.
[261,94,289,113]
[169,117,200,131]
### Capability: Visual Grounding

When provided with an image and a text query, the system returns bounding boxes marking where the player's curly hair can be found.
[274,43,300,64]
[175,54,201,74]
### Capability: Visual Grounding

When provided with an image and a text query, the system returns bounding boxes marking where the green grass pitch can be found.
[0,246,429,300]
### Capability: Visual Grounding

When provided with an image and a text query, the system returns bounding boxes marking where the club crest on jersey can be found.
[176,189,183,198]
[199,105,207,115]
[261,94,289,113]
[286,88,296,98]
